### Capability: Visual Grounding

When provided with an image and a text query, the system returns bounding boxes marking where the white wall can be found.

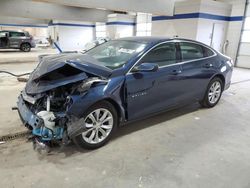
[49,21,95,51]
[58,27,94,51]
[233,0,250,68]
[152,19,198,39]
[152,0,232,53]
[136,13,152,36]
[106,14,135,39]
[219,0,246,62]
[196,0,231,49]
[108,25,135,38]
[152,0,200,38]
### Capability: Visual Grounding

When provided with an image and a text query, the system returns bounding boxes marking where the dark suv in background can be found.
[0,30,36,52]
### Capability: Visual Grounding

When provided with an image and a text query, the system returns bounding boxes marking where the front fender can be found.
[67,76,126,121]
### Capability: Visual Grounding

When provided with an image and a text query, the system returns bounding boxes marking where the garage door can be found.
[237,0,250,68]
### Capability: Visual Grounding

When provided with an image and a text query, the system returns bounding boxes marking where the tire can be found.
[200,77,223,108]
[20,43,31,52]
[73,101,118,149]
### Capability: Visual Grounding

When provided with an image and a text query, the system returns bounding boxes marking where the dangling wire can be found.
[0,70,30,77]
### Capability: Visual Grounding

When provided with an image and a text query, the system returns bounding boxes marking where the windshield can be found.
[85,40,146,70]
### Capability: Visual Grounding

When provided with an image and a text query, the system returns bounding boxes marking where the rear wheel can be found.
[73,101,118,149]
[20,43,31,52]
[200,77,223,108]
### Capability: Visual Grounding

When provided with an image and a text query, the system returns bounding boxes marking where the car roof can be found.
[115,36,207,46]
[115,36,172,44]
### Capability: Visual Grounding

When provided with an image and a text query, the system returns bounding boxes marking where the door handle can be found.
[203,63,213,68]
[171,69,182,75]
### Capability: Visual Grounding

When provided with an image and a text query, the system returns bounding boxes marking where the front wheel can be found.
[73,101,118,149]
[200,77,223,108]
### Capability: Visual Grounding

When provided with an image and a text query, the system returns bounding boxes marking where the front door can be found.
[125,42,184,120]
[0,31,9,48]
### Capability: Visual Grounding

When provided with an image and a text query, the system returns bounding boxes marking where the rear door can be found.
[125,42,185,120]
[178,41,217,101]
[9,31,25,48]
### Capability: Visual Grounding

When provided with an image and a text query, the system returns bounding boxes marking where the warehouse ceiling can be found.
[33,0,175,15]
[0,0,113,22]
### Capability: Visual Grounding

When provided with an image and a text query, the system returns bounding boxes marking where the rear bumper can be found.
[224,67,233,91]
[224,81,231,90]
[31,42,36,48]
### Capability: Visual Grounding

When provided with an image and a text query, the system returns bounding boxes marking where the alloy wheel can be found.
[82,108,113,144]
[208,81,221,104]
[21,44,30,52]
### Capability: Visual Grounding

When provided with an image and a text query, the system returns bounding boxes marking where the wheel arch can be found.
[20,42,31,48]
[211,74,225,90]
[88,97,126,125]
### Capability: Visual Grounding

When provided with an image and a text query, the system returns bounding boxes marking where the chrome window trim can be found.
[126,39,217,75]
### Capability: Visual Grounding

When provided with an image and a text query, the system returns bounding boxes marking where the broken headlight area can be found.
[17,77,108,150]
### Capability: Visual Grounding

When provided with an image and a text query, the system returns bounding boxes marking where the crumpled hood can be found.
[25,53,111,94]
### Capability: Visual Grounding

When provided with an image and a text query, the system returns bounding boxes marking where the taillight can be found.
[226,59,234,67]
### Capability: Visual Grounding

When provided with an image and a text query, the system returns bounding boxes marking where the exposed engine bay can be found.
[16,53,110,150]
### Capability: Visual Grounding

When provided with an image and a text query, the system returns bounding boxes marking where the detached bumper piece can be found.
[17,96,43,128]
[17,95,64,141]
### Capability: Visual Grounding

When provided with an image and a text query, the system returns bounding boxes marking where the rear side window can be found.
[140,43,177,67]
[9,32,25,37]
[180,42,204,61]
[203,46,214,57]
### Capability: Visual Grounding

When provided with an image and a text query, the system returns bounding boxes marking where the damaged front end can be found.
[16,54,110,150]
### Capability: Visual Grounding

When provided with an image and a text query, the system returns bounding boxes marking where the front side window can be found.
[180,42,204,61]
[86,40,146,70]
[140,43,177,67]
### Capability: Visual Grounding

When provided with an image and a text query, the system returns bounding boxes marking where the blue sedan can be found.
[17,37,233,150]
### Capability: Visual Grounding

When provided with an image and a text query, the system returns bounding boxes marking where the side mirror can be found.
[133,63,159,72]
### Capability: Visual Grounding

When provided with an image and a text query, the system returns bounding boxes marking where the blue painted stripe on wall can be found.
[0,22,136,28]
[106,21,136,26]
[0,23,48,28]
[229,16,244,21]
[152,12,243,22]
[49,23,95,27]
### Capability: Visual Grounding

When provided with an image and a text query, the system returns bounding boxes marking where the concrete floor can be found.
[0,62,250,188]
